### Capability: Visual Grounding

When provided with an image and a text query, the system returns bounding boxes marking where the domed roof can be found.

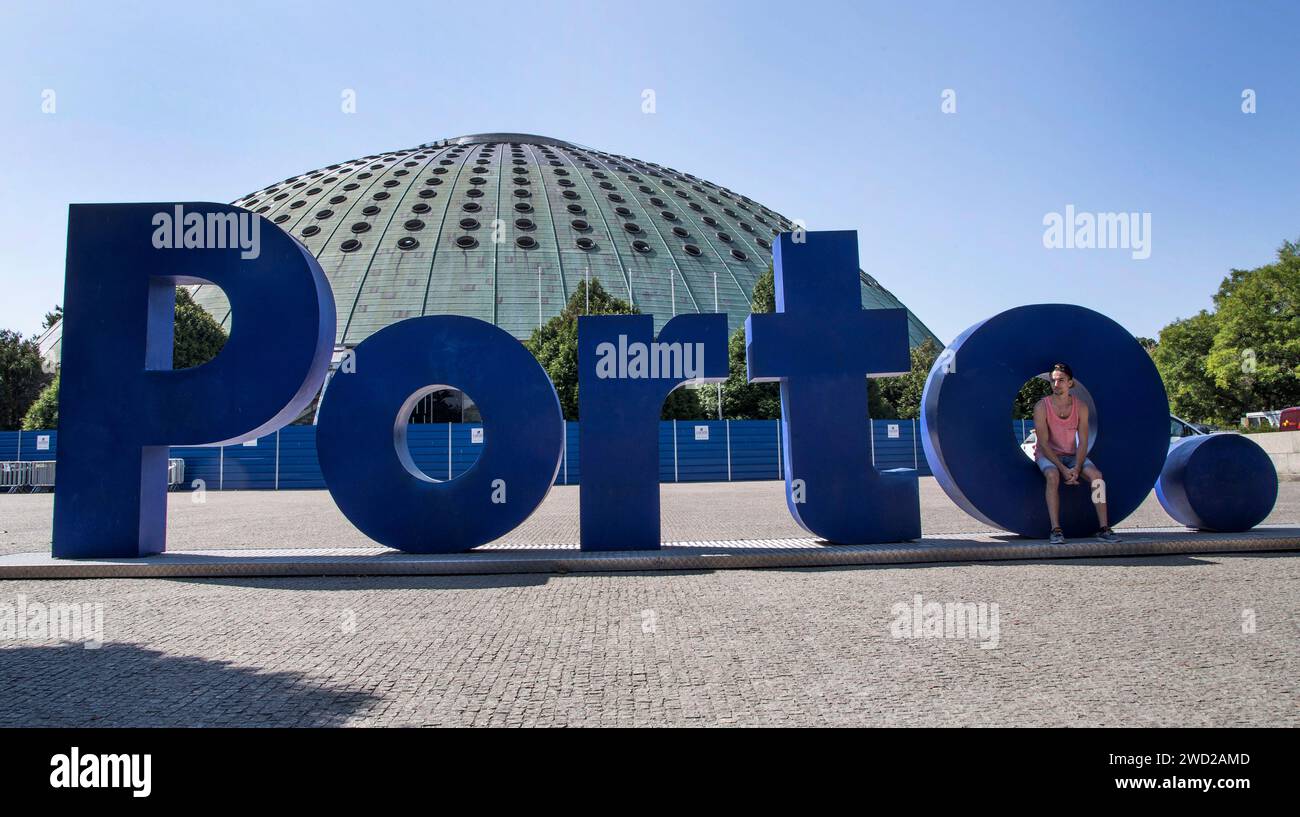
[198,132,939,349]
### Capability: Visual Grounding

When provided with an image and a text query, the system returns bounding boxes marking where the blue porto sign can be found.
[50,204,1279,558]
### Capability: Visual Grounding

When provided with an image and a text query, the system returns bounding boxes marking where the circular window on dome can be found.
[650,197,665,207]
[615,206,632,217]
[382,180,399,188]
[623,222,642,234]
[689,202,704,211]
[373,192,391,201]
[466,189,484,198]
[455,236,478,249]
[316,209,335,219]
[418,189,437,199]
[289,200,306,209]
[513,189,531,198]
[404,219,426,231]
[575,237,596,250]
[757,238,771,249]
[672,226,689,238]
[475,158,490,165]
[459,218,480,230]
[730,249,748,261]
[340,239,362,252]
[462,202,482,213]
[608,193,624,203]
[566,204,585,214]
[627,175,641,182]
[301,225,321,237]
[592,171,607,179]
[359,205,379,216]
[256,206,270,214]
[369,164,384,170]
[469,177,486,185]
[638,185,653,194]
[306,187,322,196]
[515,218,535,230]
[660,210,677,221]
[554,168,568,176]
[513,177,529,185]
[557,179,574,187]
[631,240,652,254]
[548,160,562,167]
[512,159,526,165]
[683,244,702,257]
[724,208,738,217]
[412,202,431,214]
[404,161,419,168]
[514,202,533,213]
[716,231,732,243]
[570,218,590,231]
[397,237,419,251]
[515,236,538,249]
[432,167,448,175]
[343,183,360,191]
[740,222,754,232]
[439,159,454,165]
[350,222,371,234]
[562,190,580,200]
[703,216,717,226]
[599,181,615,190]
[273,193,290,201]
[273,214,290,224]
[357,173,373,180]
[425,178,443,185]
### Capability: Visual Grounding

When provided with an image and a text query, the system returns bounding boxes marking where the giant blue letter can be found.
[53,203,335,558]
[578,313,728,550]
[745,230,921,544]
[921,305,1168,538]
[316,316,564,552]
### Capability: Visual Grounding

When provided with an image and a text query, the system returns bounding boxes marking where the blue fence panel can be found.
[728,420,782,481]
[277,427,325,489]
[4,417,1051,491]
[18,429,58,461]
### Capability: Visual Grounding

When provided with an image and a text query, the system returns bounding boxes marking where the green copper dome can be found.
[193,132,938,349]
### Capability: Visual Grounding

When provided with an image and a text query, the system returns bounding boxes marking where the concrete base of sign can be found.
[2,526,1298,579]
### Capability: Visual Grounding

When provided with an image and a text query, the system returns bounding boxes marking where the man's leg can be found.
[1083,462,1109,528]
[1039,459,1061,530]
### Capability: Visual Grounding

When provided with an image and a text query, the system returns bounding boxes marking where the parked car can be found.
[1281,406,1300,431]
[1020,413,1204,460]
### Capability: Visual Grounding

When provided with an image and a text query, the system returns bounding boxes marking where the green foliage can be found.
[21,372,59,430]
[0,330,50,430]
[1013,377,1053,419]
[16,289,227,430]
[42,305,63,330]
[1152,310,1232,424]
[524,278,704,420]
[698,265,781,419]
[1152,239,1299,425]
[1202,240,1300,416]
[172,288,228,369]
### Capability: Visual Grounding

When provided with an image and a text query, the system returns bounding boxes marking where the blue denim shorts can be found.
[1036,453,1094,474]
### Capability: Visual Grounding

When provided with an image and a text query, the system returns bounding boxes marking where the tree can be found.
[524,278,703,420]
[42,305,63,330]
[1203,239,1300,415]
[1152,310,1231,424]
[0,330,50,429]
[698,265,780,419]
[20,288,228,430]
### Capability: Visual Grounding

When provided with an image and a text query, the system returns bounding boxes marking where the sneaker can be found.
[1049,528,1065,544]
[1096,527,1121,543]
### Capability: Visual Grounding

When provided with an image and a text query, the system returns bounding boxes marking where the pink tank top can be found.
[1038,395,1078,456]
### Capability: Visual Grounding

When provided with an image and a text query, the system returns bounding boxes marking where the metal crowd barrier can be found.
[168,458,185,490]
[29,461,56,491]
[0,459,182,492]
[1,461,31,493]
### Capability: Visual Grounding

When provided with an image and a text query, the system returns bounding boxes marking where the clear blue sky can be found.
[1,0,1296,343]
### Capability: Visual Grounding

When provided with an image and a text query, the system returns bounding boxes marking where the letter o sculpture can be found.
[316,315,564,552]
[1156,433,1277,531]
[921,304,1169,538]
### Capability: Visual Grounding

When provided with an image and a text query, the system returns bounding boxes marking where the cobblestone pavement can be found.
[0,480,1296,726]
